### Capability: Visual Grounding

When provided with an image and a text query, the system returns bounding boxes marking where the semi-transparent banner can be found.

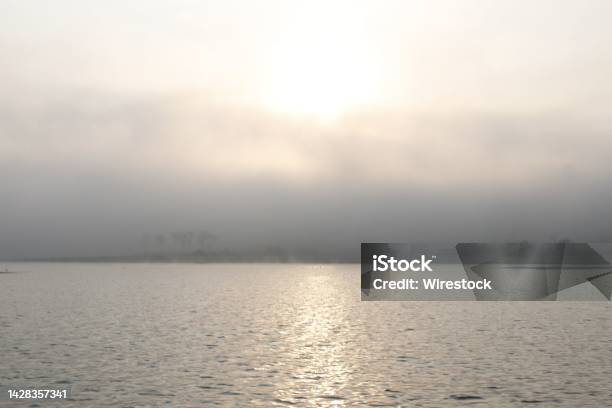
[361,242,612,301]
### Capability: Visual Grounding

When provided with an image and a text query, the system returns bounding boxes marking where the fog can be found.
[1,92,611,259]
[1,1,612,259]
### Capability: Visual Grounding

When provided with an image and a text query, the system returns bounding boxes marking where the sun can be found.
[261,31,382,121]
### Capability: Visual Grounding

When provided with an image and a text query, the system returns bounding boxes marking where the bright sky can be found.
[2,1,612,256]
[3,0,612,118]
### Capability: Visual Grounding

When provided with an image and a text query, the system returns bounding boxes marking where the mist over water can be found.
[2,2,612,407]
[2,104,612,259]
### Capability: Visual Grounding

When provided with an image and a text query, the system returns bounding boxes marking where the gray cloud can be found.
[1,91,611,259]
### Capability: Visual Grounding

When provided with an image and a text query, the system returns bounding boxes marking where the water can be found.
[1,263,611,407]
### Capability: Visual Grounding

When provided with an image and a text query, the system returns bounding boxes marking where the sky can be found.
[1,0,612,259]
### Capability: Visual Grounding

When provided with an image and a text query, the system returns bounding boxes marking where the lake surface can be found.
[1,263,611,407]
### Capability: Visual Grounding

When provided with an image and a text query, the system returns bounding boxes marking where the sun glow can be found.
[261,16,382,121]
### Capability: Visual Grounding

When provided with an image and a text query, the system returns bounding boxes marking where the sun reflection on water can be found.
[272,273,353,406]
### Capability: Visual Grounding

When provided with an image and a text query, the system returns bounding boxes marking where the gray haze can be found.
[1,1,612,259]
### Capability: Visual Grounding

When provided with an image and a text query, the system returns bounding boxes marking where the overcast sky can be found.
[1,0,612,258]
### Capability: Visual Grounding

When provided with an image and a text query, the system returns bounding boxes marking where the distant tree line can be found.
[140,231,217,254]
